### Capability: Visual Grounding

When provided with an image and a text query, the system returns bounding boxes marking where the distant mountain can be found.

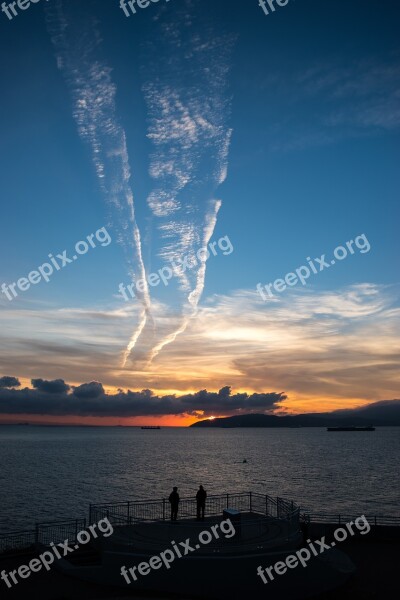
[328,399,400,422]
[190,399,400,427]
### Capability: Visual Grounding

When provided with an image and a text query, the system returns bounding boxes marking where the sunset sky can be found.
[0,0,399,425]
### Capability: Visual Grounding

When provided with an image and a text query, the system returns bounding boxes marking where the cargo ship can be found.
[327,425,375,432]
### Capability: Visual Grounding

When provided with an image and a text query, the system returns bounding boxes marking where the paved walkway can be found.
[109,513,296,554]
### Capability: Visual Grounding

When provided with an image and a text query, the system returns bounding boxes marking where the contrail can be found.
[129,0,236,363]
[46,0,235,367]
[45,0,152,365]
[147,198,223,363]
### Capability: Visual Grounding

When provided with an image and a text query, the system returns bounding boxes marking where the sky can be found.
[0,0,399,425]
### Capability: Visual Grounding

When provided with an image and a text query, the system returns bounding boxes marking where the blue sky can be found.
[0,0,399,422]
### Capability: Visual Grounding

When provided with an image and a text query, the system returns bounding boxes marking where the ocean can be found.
[0,425,399,533]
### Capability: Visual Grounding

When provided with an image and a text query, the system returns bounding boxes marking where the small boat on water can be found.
[141,425,161,429]
[327,425,375,432]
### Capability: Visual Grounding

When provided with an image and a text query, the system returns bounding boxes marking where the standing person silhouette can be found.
[169,486,180,521]
[196,485,207,521]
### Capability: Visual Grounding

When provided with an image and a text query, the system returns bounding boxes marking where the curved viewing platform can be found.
[0,492,399,599]
[90,492,302,555]
[1,491,399,555]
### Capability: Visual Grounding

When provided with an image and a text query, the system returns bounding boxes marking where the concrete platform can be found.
[108,513,299,555]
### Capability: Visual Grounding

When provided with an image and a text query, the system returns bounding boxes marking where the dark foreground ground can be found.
[1,526,399,600]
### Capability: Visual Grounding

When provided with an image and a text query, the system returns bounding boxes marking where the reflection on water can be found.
[0,426,399,531]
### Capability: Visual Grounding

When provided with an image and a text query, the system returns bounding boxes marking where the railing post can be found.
[127,501,130,524]
[163,498,166,521]
[35,523,39,544]
[338,514,341,525]
[226,494,229,508]
[277,497,280,519]
[89,504,92,525]
[249,492,252,512]
[374,516,377,526]
[75,519,79,543]
[266,495,268,516]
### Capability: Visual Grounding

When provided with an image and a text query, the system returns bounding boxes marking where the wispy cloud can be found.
[46,0,152,366]
[1,284,399,412]
[45,1,236,368]
[267,55,400,152]
[130,1,236,363]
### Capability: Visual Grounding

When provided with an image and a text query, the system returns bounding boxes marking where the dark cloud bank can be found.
[0,376,286,418]
[0,376,21,389]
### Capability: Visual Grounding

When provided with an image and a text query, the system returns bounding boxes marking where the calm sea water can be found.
[0,426,399,532]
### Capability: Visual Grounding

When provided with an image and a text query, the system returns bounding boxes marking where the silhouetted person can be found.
[301,517,310,544]
[196,485,207,521]
[169,486,180,521]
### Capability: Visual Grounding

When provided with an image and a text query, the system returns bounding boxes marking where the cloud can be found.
[128,1,236,364]
[0,376,20,389]
[31,378,70,394]
[73,381,104,398]
[180,387,285,415]
[45,0,236,368]
[0,283,398,411]
[46,0,152,367]
[0,382,285,418]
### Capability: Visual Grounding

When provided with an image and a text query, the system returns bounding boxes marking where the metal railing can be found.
[89,491,300,527]
[300,512,400,527]
[0,519,86,555]
[89,492,301,551]
[2,493,399,555]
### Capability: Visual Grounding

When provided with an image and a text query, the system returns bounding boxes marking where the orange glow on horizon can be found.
[0,414,196,428]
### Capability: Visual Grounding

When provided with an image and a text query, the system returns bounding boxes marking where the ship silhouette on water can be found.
[327,425,375,432]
